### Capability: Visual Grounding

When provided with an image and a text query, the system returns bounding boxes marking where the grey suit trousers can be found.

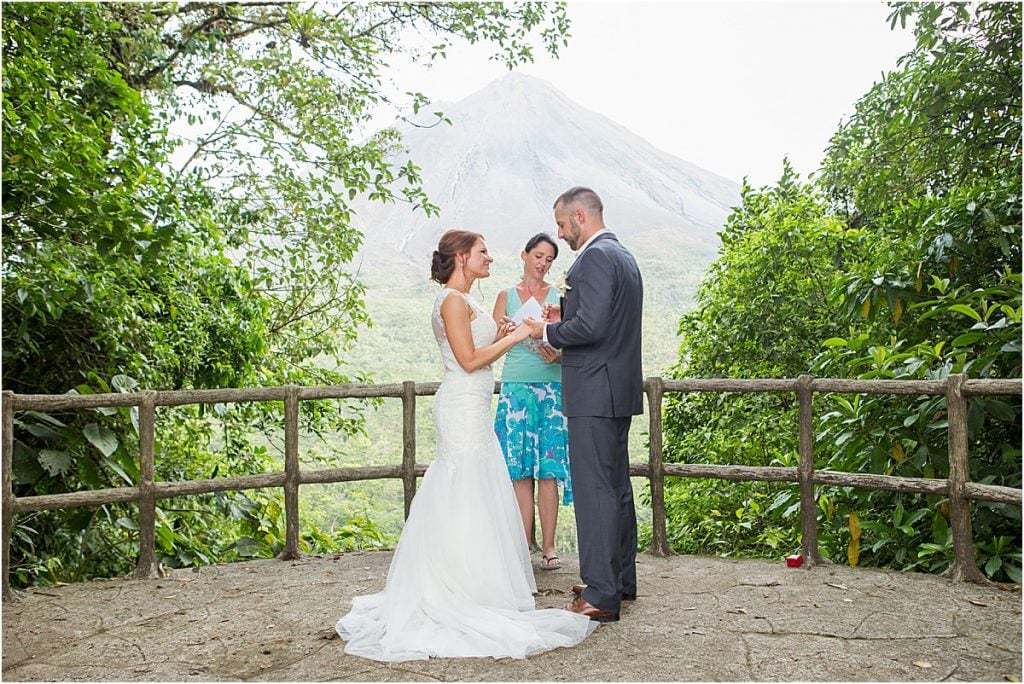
[568,415,638,613]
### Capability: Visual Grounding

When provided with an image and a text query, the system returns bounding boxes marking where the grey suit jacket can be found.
[547,232,644,418]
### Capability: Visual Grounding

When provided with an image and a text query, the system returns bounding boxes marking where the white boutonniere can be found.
[556,271,571,298]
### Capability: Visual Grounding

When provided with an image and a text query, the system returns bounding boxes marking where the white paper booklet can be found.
[511,296,544,325]
[510,297,553,358]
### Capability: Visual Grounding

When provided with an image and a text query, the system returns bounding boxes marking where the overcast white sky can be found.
[381,1,917,188]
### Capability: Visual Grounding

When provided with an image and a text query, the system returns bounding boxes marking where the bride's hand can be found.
[495,316,516,339]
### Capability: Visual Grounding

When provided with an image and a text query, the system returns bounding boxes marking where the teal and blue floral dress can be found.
[493,286,573,505]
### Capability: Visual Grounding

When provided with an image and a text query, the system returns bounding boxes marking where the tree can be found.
[657,2,1020,582]
[104,2,572,381]
[658,164,861,558]
[813,1,1021,581]
[2,1,571,585]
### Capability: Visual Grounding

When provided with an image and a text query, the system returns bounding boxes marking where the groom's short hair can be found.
[555,187,604,216]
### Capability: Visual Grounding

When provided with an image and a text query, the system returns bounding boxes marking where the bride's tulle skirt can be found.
[336,373,595,661]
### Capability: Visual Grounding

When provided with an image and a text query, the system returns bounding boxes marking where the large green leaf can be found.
[38,449,73,476]
[83,423,118,458]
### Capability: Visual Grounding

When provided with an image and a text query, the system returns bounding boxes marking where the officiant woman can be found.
[491,233,573,571]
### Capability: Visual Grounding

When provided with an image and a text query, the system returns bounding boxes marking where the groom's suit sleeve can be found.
[547,247,615,349]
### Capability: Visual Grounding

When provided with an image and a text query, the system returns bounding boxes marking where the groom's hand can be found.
[523,318,545,339]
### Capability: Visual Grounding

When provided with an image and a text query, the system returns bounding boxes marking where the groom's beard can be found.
[565,220,583,251]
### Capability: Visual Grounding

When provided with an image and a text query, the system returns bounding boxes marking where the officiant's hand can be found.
[538,343,561,364]
[542,303,561,323]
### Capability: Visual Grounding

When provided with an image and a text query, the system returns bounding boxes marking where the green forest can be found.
[655,4,1021,582]
[2,2,1020,588]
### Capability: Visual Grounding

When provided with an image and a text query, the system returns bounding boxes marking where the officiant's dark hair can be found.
[554,186,603,216]
[523,233,558,259]
[431,229,484,284]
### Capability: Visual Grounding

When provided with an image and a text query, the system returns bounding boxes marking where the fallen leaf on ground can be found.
[967,599,988,607]
[912,661,933,669]
[826,582,848,590]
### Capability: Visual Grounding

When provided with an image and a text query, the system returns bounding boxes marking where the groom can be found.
[527,186,644,623]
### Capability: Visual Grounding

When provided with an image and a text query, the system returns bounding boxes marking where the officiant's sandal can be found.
[539,554,561,570]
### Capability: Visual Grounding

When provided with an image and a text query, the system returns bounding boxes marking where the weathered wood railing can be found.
[2,374,1020,597]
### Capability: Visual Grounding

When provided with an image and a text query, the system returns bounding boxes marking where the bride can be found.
[336,229,596,662]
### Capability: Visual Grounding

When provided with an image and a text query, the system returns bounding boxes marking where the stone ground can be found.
[2,551,1021,682]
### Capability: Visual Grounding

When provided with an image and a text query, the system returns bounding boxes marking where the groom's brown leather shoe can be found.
[571,583,637,602]
[564,595,619,623]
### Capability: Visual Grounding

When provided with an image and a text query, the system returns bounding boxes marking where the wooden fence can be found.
[2,374,1021,598]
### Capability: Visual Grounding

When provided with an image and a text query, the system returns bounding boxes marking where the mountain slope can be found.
[352,73,740,262]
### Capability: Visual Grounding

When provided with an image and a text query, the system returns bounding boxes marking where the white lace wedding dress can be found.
[335,288,595,661]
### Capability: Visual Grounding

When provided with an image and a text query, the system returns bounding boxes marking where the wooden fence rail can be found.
[2,374,1020,597]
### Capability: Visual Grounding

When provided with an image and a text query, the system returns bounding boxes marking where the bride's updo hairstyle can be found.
[431,229,483,285]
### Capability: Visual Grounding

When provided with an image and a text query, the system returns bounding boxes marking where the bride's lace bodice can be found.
[432,288,497,377]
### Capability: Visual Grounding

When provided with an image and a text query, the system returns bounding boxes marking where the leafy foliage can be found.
[2,1,569,586]
[655,2,1021,583]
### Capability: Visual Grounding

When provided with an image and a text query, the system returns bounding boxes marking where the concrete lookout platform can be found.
[2,551,1021,681]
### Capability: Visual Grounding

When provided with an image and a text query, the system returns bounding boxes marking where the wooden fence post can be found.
[135,392,158,578]
[402,381,417,519]
[645,377,673,556]
[2,392,14,598]
[943,373,985,582]
[797,375,825,566]
[279,386,301,561]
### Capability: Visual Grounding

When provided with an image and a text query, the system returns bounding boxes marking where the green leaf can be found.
[984,399,1018,423]
[951,332,985,347]
[235,536,262,557]
[12,442,46,485]
[83,423,118,457]
[102,454,134,485]
[38,449,73,476]
[77,456,104,488]
[947,304,982,321]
